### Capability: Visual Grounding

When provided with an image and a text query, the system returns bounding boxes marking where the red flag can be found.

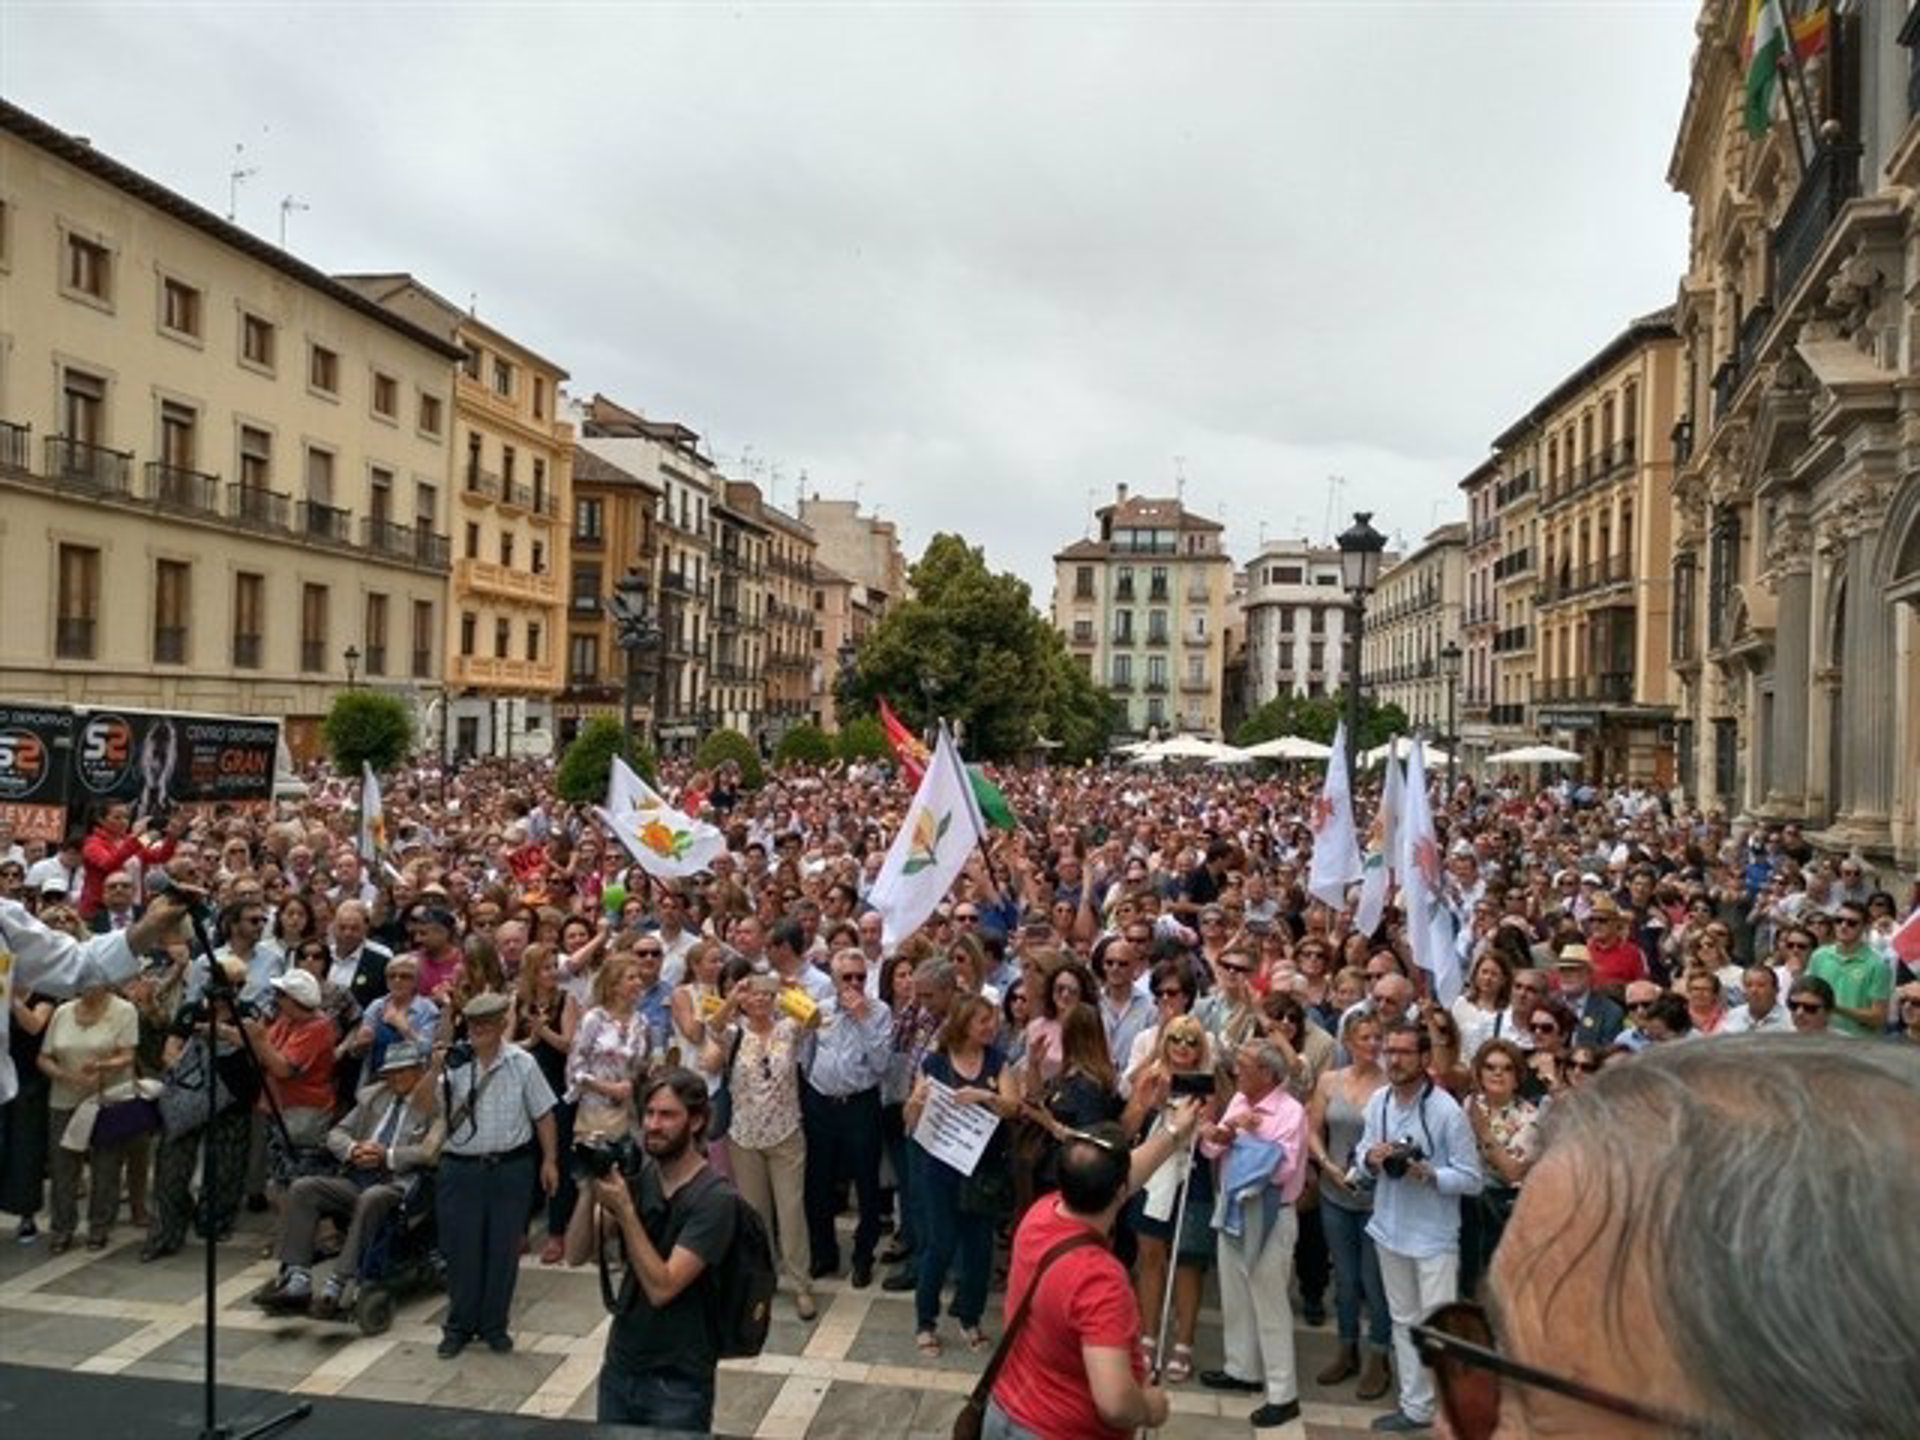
[877,696,930,785]
[1892,906,1920,965]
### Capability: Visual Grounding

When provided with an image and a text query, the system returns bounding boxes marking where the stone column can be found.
[1765,502,1814,815]
[1840,533,1895,838]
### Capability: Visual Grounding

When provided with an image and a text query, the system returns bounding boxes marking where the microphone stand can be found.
[174,892,313,1440]
[1141,1119,1204,1437]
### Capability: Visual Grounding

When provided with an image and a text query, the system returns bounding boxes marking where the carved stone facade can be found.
[1668,0,1920,867]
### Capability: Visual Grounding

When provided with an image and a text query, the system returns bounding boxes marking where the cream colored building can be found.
[1240,540,1371,709]
[1361,523,1465,736]
[796,494,907,608]
[1052,486,1231,739]
[571,394,715,754]
[557,444,662,747]
[760,502,816,745]
[1668,0,1920,865]
[0,101,461,760]
[338,275,572,759]
[1457,460,1500,774]
[712,481,770,741]
[810,566,878,732]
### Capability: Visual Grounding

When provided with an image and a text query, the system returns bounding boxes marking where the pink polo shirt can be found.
[1201,1083,1310,1203]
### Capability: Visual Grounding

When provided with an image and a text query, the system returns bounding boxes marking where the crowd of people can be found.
[0,752,1916,1437]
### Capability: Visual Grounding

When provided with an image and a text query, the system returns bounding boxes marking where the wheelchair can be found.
[320,1170,446,1336]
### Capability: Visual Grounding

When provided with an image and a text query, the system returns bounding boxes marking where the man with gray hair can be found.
[1197,1040,1311,1432]
[1422,1037,1920,1438]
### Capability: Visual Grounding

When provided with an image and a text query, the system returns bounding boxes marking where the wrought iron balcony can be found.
[299,500,354,545]
[230,483,292,531]
[46,435,132,495]
[1773,141,1862,303]
[1,419,29,473]
[146,461,221,517]
[56,617,96,659]
[153,625,187,665]
[233,634,262,669]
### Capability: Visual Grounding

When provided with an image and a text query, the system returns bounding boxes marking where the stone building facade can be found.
[1362,524,1465,737]
[1238,541,1362,711]
[1457,460,1501,774]
[1668,0,1920,864]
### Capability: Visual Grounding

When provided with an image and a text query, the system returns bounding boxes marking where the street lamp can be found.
[1337,511,1388,787]
[609,570,662,758]
[833,638,858,730]
[1440,638,1462,794]
[343,645,360,690]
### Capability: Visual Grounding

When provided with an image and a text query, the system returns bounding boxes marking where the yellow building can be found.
[1053,486,1231,739]
[1362,523,1465,736]
[338,275,571,759]
[762,503,818,744]
[0,101,461,759]
[811,567,878,732]
[713,480,770,740]
[557,445,662,747]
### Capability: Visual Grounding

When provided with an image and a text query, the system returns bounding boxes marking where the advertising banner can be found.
[0,704,77,842]
[68,708,281,816]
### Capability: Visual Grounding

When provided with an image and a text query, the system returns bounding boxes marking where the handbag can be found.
[957,1163,1012,1220]
[951,1230,1099,1440]
[708,1029,744,1143]
[157,1035,237,1140]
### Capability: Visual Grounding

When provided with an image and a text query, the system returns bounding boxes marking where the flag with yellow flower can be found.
[869,725,987,948]
[596,756,728,879]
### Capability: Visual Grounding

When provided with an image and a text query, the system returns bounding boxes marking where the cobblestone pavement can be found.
[0,1207,1399,1438]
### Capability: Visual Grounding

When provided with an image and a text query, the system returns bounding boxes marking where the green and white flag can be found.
[870,725,987,948]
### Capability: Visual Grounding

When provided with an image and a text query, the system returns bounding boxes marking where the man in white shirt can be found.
[1720,964,1791,1034]
[24,835,83,904]
[653,889,699,986]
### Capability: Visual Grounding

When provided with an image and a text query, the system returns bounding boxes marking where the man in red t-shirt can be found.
[988,1107,1197,1440]
[1582,894,1648,991]
[245,970,338,1154]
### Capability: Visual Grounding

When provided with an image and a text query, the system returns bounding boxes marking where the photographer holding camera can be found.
[417,990,558,1358]
[566,1068,734,1435]
[1354,1020,1482,1434]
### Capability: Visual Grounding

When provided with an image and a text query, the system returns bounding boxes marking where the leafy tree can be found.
[838,533,1112,763]
[323,690,413,775]
[1233,691,1409,752]
[773,722,834,768]
[554,717,658,803]
[694,727,764,788]
[836,714,890,762]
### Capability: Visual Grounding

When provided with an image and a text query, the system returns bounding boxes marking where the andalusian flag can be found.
[1744,1,1830,137]
[597,756,727,879]
[878,695,1016,830]
[869,726,987,947]
[1306,722,1363,910]
[357,762,386,863]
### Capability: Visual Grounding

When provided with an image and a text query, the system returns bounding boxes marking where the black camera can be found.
[1170,1070,1216,1100]
[442,1039,474,1070]
[573,1133,638,1180]
[1380,1138,1425,1180]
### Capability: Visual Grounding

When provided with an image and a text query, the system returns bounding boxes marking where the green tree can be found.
[322,690,413,774]
[554,717,658,803]
[836,714,890,762]
[1232,691,1409,752]
[773,722,834,768]
[838,533,1112,763]
[694,727,764,788]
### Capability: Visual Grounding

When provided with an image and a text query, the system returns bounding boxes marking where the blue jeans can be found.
[914,1148,993,1331]
[596,1364,715,1434]
[983,1394,1042,1439]
[1320,1199,1391,1348]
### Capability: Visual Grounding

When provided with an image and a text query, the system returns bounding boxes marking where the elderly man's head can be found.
[1233,1040,1288,1098]
[1483,1038,1918,1439]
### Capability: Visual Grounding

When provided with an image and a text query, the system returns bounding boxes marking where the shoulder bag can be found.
[951,1229,1100,1440]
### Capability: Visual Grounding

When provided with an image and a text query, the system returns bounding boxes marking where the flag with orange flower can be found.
[596,756,727,879]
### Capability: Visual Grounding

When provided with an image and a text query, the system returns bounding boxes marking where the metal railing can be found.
[231,483,292,531]
[46,435,132,495]
[56,617,96,659]
[146,461,222,516]
[153,625,187,664]
[299,500,353,545]
[0,419,29,472]
[300,640,326,672]
[233,634,262,669]
[1773,141,1862,304]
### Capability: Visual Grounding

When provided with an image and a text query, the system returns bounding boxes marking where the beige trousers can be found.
[729,1125,812,1295]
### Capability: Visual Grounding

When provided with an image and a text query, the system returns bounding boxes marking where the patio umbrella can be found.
[1142,735,1241,762]
[1242,735,1334,762]
[1485,744,1584,765]
[1362,737,1453,769]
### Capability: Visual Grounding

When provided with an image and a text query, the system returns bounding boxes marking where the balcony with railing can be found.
[1492,547,1534,581]
[46,435,133,496]
[661,570,692,597]
[146,461,222,517]
[456,558,561,605]
[1180,676,1211,693]
[56,617,96,659]
[449,654,560,689]
[233,633,262,669]
[230,483,292,531]
[1,419,30,473]
[300,640,327,672]
[153,625,187,664]
[1108,676,1134,693]
[299,500,354,545]
[462,468,501,503]
[501,482,532,513]
[1492,624,1532,654]
[1540,553,1633,606]
[361,517,450,570]
[1144,678,1168,694]
[1144,629,1170,648]
[363,645,387,677]
[1489,702,1528,727]
[1536,672,1634,706]
[1773,140,1862,305]
[1114,581,1136,602]
[1494,469,1535,509]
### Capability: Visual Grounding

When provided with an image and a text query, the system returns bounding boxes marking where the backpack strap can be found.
[966,1229,1101,1415]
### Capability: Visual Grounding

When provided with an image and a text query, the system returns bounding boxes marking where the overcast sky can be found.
[3,1,1697,600]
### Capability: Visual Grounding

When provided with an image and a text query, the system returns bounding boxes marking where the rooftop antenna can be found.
[769,462,784,509]
[1322,475,1347,543]
[852,477,864,507]
[226,142,258,223]
[1086,487,1096,538]
[467,291,478,317]
[1258,520,1268,548]
[277,194,309,249]
[1174,454,1188,505]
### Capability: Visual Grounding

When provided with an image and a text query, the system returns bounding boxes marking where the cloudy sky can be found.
[3,1,1697,600]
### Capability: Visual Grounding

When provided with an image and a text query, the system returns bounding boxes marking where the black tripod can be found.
[175,893,313,1440]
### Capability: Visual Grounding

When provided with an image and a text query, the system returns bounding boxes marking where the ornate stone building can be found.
[1361,523,1465,737]
[1668,0,1920,865]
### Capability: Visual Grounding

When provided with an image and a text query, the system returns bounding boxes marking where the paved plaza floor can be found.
[0,1206,1400,1437]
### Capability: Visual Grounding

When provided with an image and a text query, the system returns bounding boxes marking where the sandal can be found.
[915,1330,942,1358]
[1165,1344,1194,1384]
[962,1325,991,1353]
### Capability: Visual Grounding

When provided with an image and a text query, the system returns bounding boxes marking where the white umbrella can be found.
[1206,747,1256,767]
[1142,734,1239,762]
[1486,743,1584,765]
[1363,737,1454,768]
[1242,735,1334,762]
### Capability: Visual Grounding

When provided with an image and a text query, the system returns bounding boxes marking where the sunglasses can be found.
[1788,1000,1827,1015]
[1777,939,1811,950]
[1154,987,1185,999]
[841,973,867,986]
[1221,962,1254,975]
[1413,1301,1709,1439]
[1570,1058,1602,1074]
[1529,1021,1560,1035]
[1835,917,1863,929]
[634,948,664,958]
[1166,1033,1202,1047]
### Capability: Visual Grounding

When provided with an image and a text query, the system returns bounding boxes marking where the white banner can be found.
[910,1077,1001,1177]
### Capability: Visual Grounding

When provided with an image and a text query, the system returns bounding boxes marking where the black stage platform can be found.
[0,1364,727,1439]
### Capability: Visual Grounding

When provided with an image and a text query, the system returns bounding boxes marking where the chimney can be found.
[1116,483,1129,503]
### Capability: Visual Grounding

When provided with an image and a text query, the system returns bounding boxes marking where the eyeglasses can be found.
[1835,917,1863,929]
[1478,1062,1515,1076]
[840,973,867,986]
[1529,1020,1559,1036]
[1154,987,1185,999]
[1220,962,1254,975]
[1777,939,1811,951]
[1413,1300,1710,1440]
[635,948,664,958]
[1788,1000,1828,1015]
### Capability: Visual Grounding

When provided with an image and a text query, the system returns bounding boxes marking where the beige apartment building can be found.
[1481,310,1680,783]
[712,481,770,741]
[811,566,879,732]
[1457,460,1500,774]
[761,503,816,745]
[1667,1,1920,865]
[1053,486,1231,739]
[338,275,572,759]
[796,494,908,608]
[1362,523,1465,738]
[0,102,461,759]
[1239,540,1373,711]
[557,445,662,746]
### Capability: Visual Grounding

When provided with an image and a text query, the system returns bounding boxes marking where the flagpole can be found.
[1769,0,1813,172]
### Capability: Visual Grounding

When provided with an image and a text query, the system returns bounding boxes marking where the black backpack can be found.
[695,1171,777,1359]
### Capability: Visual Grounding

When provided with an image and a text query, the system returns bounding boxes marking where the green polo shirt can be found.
[1805,943,1892,1037]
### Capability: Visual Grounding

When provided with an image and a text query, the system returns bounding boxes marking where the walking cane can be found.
[1144,1119,1206,1431]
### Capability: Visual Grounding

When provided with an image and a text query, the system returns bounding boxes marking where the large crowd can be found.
[0,751,1916,1438]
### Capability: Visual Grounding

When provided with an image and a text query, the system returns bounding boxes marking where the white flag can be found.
[596,756,728,879]
[1353,738,1403,937]
[1307,723,1364,910]
[869,725,988,948]
[1397,738,1461,1005]
[357,762,385,863]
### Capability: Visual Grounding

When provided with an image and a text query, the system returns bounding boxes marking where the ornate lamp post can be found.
[1337,511,1388,788]
[342,645,360,690]
[1441,638,1462,793]
[608,570,662,757]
